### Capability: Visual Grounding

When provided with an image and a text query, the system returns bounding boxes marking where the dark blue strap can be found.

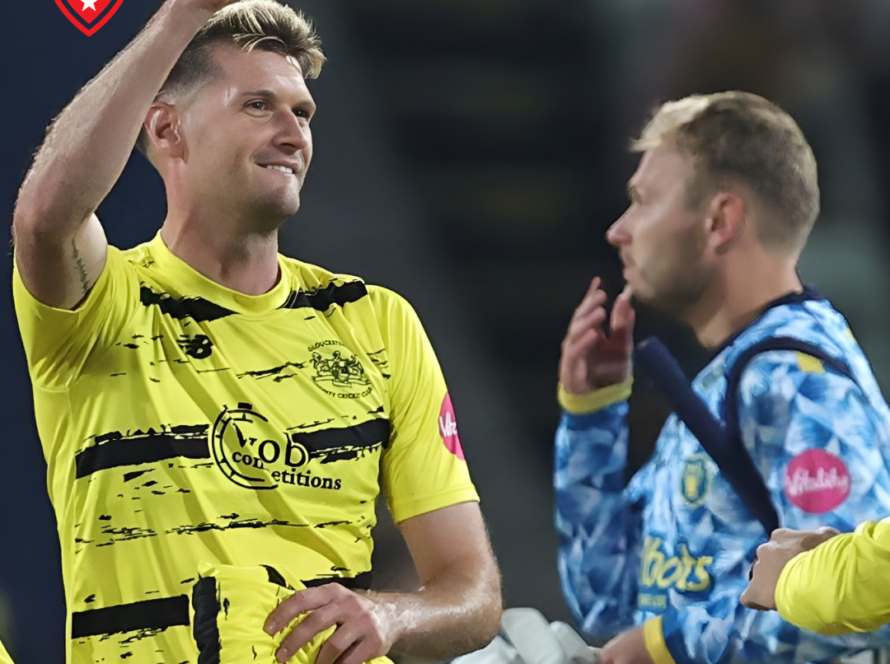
[635,338,779,533]
[722,337,859,533]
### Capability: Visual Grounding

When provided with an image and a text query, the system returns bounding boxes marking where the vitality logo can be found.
[55,0,124,37]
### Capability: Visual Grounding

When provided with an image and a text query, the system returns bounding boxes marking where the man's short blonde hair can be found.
[137,0,325,154]
[633,91,819,253]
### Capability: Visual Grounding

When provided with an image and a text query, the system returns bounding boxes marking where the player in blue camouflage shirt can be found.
[555,91,890,664]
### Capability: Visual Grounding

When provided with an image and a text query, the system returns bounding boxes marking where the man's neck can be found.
[160,221,281,296]
[684,261,803,350]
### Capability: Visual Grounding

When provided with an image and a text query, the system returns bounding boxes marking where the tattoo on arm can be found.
[71,238,91,295]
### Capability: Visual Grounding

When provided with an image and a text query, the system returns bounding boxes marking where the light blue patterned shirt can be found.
[556,289,890,664]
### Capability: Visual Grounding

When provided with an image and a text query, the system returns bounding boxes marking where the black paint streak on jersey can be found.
[193,578,221,664]
[290,419,391,463]
[263,565,289,587]
[76,426,209,478]
[140,286,235,322]
[166,517,309,536]
[237,361,307,381]
[287,418,335,431]
[97,525,157,544]
[303,571,372,590]
[319,443,383,464]
[279,281,368,312]
[314,520,352,528]
[123,470,152,483]
[71,595,189,637]
[120,627,164,644]
[367,349,391,378]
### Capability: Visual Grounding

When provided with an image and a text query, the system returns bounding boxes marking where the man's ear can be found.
[144,102,185,160]
[705,191,746,255]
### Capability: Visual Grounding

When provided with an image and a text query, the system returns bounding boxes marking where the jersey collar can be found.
[146,232,291,316]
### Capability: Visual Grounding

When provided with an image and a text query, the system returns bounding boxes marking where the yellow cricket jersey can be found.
[13,233,479,664]
[776,518,890,634]
[191,563,388,664]
[0,637,12,664]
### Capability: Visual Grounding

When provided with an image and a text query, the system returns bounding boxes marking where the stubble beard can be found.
[634,249,711,322]
[242,182,303,233]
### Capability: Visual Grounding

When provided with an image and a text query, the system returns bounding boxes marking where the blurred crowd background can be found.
[3,1,890,662]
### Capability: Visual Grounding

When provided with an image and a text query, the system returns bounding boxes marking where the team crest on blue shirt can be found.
[680,453,712,507]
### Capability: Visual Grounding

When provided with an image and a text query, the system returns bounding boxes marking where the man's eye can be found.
[248,101,269,111]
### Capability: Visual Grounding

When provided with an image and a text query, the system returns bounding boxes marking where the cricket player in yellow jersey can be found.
[743,520,890,635]
[11,1,501,663]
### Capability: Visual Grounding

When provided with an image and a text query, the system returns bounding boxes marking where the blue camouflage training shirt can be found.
[555,288,890,664]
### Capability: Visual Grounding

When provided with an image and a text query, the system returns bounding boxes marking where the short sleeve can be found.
[13,246,140,390]
[368,286,479,523]
[776,519,890,634]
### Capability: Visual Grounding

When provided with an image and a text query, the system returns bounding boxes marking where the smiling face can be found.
[175,45,316,230]
[606,143,714,316]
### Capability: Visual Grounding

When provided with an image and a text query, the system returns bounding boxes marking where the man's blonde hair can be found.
[633,91,819,252]
[136,0,325,154]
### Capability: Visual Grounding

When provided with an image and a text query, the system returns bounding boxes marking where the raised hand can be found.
[559,278,635,395]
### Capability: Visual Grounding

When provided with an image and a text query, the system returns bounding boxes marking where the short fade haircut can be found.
[136,0,325,155]
[633,91,819,253]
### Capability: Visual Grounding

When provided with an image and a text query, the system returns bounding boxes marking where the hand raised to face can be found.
[559,278,635,395]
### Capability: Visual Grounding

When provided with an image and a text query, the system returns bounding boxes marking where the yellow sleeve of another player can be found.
[776,518,890,634]
[0,636,14,664]
[13,246,140,390]
[368,286,479,524]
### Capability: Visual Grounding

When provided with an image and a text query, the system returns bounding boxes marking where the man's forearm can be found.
[15,0,211,234]
[373,556,502,659]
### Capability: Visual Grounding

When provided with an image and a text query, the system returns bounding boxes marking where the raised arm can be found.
[265,502,502,664]
[12,0,233,309]
[555,278,645,634]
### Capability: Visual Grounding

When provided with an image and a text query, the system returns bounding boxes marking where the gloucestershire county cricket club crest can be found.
[308,341,372,399]
[681,453,713,507]
[55,0,124,37]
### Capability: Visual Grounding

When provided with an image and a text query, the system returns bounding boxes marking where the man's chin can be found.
[251,195,302,227]
[630,284,682,317]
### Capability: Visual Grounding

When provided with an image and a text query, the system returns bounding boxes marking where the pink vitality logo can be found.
[784,449,851,513]
[438,394,465,460]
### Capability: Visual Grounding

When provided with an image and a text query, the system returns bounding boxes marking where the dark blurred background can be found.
[3,1,890,662]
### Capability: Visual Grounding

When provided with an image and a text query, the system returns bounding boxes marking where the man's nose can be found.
[275,113,311,152]
[605,215,631,247]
